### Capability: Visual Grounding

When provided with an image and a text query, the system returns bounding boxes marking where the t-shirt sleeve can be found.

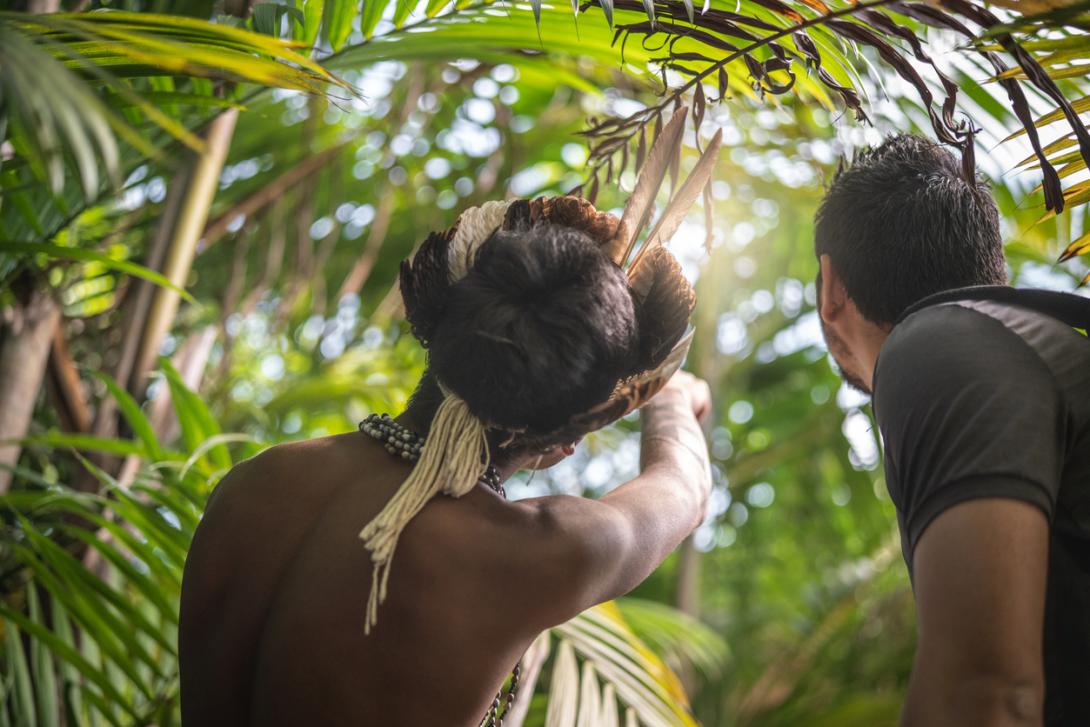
[873,304,1066,557]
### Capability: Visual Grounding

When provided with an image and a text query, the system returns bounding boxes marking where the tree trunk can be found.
[106,163,192,421]
[46,325,91,434]
[130,109,238,396]
[10,0,66,490]
[336,192,394,300]
[0,286,61,492]
[25,0,60,13]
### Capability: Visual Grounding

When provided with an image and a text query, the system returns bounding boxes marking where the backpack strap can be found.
[898,285,1090,331]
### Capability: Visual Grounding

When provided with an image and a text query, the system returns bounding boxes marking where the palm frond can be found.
[0,9,346,242]
[552,602,700,726]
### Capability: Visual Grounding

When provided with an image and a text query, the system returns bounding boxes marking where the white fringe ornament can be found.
[358,392,490,633]
[358,202,510,634]
[447,200,511,281]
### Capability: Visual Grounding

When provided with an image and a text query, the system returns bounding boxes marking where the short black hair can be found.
[426,223,638,434]
[815,134,1007,324]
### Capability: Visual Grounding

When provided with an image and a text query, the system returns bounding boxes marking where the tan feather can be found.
[628,127,723,273]
[613,106,689,266]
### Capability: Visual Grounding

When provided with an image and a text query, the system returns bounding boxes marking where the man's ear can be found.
[818,255,847,324]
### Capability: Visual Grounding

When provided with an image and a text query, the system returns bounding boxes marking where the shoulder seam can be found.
[874,303,1067,426]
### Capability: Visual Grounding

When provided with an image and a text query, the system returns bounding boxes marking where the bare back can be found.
[179,432,535,727]
[180,379,712,726]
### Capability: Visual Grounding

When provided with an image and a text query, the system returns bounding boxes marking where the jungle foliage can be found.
[1,0,1089,724]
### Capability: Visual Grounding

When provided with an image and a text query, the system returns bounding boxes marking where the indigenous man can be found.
[814,134,1090,726]
[178,195,713,726]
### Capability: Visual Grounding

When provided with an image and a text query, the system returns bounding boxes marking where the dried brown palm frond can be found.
[566,0,1090,240]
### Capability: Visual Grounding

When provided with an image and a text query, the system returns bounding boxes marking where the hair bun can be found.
[428,223,639,433]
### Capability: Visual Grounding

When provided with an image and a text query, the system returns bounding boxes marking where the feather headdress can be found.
[360,108,723,632]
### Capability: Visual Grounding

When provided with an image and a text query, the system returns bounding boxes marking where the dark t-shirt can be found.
[872,291,1090,725]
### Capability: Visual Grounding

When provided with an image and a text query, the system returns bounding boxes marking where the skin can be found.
[818,255,1048,727]
[179,372,712,727]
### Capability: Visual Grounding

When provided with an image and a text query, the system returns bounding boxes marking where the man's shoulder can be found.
[872,300,1073,439]
[876,302,1026,392]
[878,298,1088,397]
[885,300,1024,357]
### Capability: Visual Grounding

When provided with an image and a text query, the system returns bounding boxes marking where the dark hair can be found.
[815,134,1007,324]
[426,223,639,434]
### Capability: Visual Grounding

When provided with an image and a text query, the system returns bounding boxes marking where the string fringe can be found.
[359,392,490,633]
[448,200,512,281]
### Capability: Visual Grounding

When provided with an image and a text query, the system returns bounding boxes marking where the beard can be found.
[819,318,872,396]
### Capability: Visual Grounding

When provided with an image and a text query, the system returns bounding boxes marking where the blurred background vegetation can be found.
[1,0,1089,724]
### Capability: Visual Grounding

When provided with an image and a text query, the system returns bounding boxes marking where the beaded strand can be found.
[359,413,503,495]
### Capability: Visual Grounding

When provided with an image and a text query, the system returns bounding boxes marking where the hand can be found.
[656,371,712,423]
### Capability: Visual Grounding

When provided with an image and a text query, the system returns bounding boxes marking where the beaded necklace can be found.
[359,413,503,495]
[359,413,519,726]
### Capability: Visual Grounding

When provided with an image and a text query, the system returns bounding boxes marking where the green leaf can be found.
[20,520,177,659]
[17,432,146,458]
[28,589,60,727]
[393,0,418,27]
[322,0,356,50]
[599,0,614,28]
[6,618,38,727]
[360,0,386,39]
[159,359,231,469]
[425,0,450,19]
[299,0,325,47]
[91,371,164,461]
[57,525,180,625]
[0,605,140,723]
[253,3,305,37]
[0,241,195,303]
[7,538,157,703]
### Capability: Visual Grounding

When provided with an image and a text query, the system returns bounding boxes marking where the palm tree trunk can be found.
[130,108,238,395]
[25,0,60,12]
[336,192,395,300]
[106,162,192,420]
[0,0,67,496]
[0,284,61,492]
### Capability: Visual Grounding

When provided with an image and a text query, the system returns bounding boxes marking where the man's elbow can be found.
[970,674,1044,727]
[905,670,1045,727]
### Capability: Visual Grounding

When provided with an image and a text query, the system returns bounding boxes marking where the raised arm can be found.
[499,372,712,630]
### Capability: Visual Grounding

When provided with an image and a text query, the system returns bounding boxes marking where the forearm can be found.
[635,389,712,521]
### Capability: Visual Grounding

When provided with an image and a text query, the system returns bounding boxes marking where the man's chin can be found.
[820,325,872,396]
[839,370,872,397]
